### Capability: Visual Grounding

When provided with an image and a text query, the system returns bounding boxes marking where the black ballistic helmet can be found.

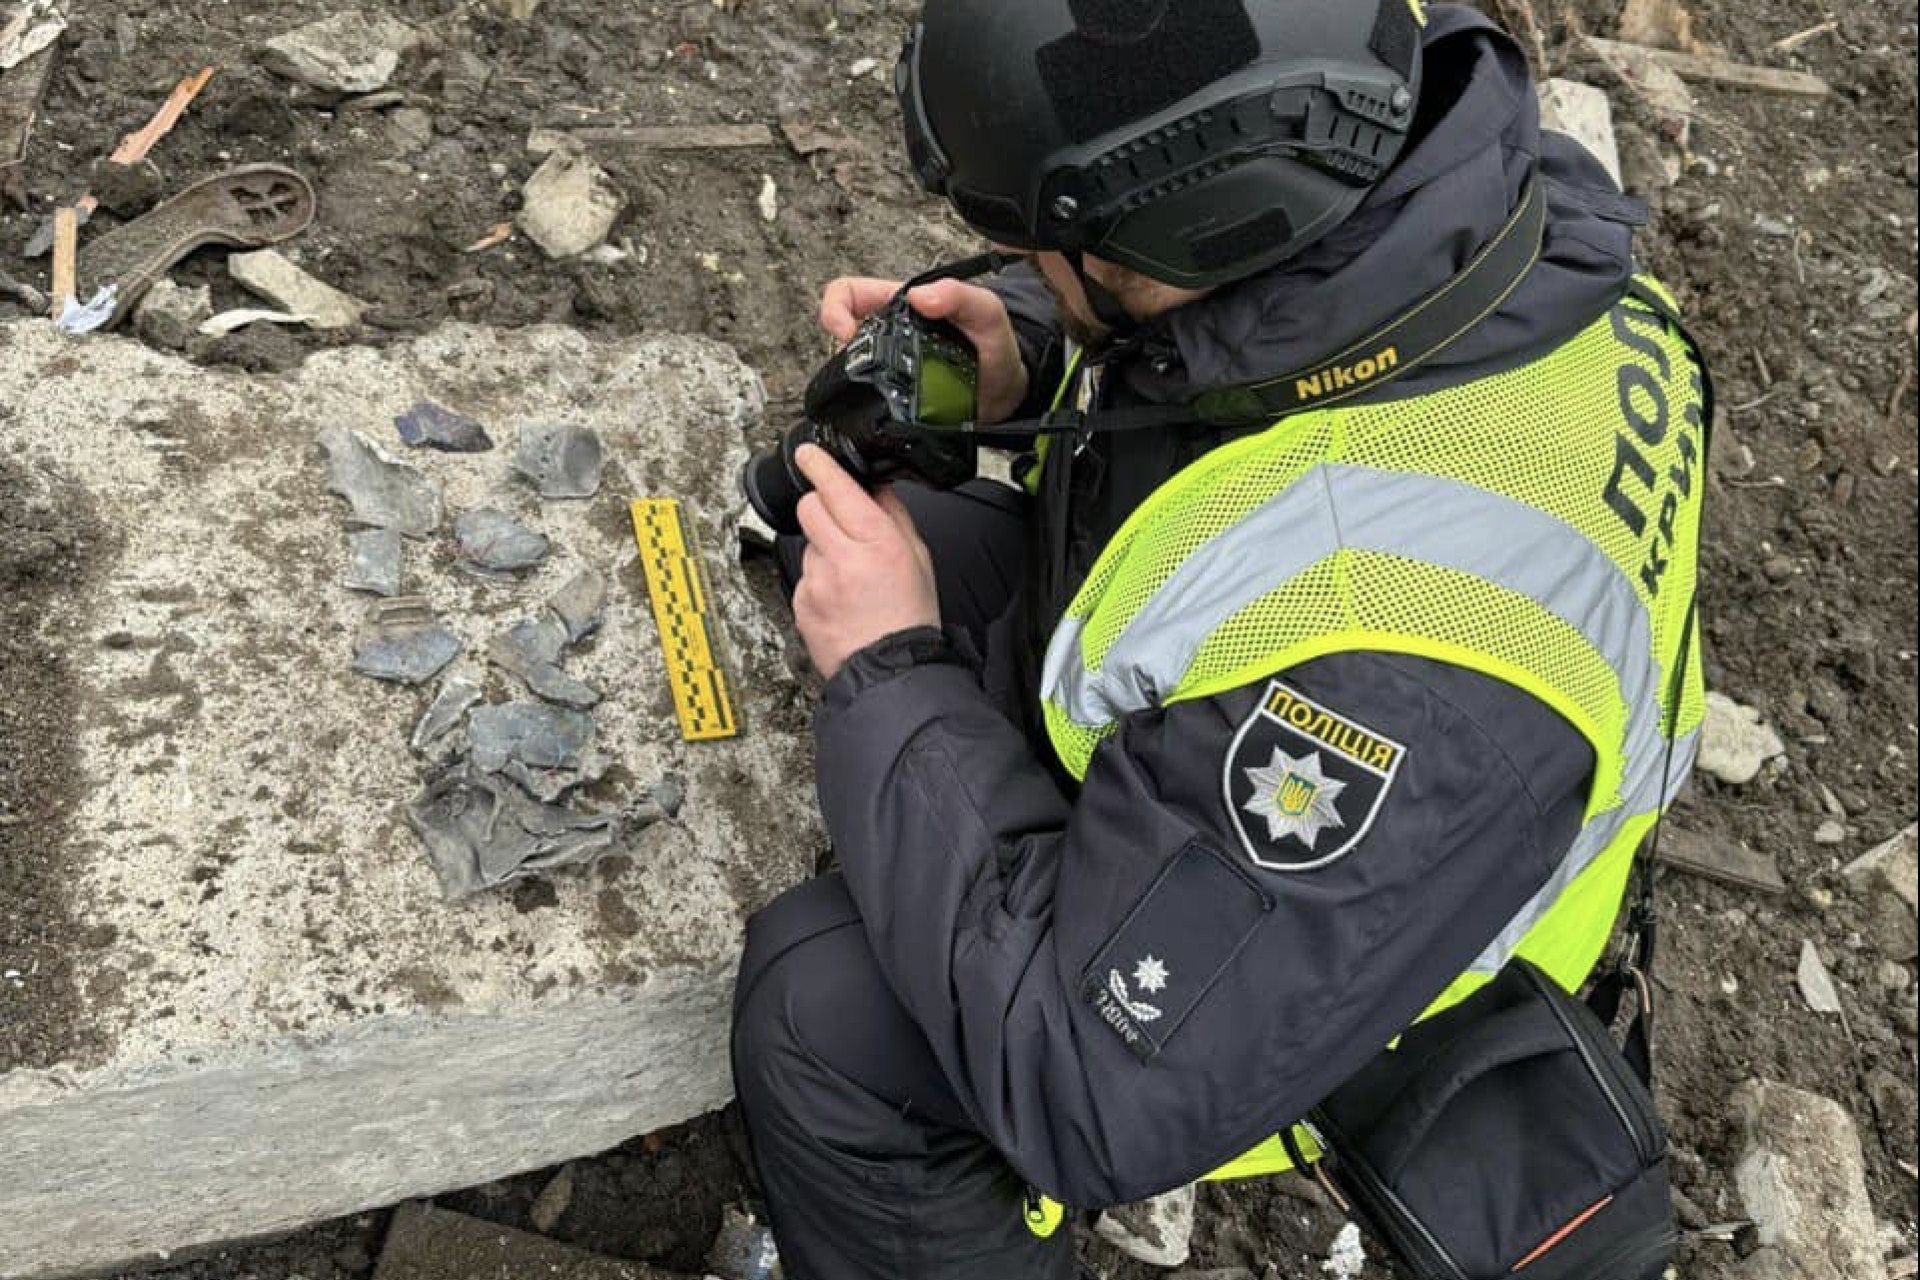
[897,0,1427,287]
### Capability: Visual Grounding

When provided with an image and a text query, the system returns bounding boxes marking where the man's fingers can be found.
[905,281,1007,351]
[794,490,850,551]
[819,276,903,343]
[794,444,891,539]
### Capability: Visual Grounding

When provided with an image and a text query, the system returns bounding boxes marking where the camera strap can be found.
[962,177,1548,441]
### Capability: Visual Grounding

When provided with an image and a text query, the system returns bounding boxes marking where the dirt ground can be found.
[0,0,1914,1277]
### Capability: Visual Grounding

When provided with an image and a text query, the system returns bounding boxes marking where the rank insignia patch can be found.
[1223,681,1406,871]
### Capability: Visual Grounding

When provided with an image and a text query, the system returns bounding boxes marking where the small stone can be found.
[1841,824,1918,962]
[1813,820,1846,846]
[1729,1079,1881,1280]
[229,250,365,330]
[1874,960,1910,993]
[132,277,212,351]
[528,1162,574,1234]
[1753,214,1794,238]
[395,401,493,453]
[258,11,421,94]
[1697,692,1787,785]
[1093,1183,1194,1268]
[1761,556,1794,583]
[90,157,165,218]
[387,106,434,154]
[756,173,779,223]
[1794,940,1842,1015]
[848,56,879,78]
[706,1204,783,1280]
[518,152,625,259]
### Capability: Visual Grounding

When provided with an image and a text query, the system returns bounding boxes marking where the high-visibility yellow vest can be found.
[1035,282,1708,1183]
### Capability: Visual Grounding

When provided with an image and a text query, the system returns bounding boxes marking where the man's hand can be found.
[791,443,939,681]
[819,276,1030,424]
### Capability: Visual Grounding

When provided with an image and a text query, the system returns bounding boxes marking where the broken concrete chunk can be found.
[455,508,550,575]
[395,401,493,453]
[351,596,463,686]
[1093,1183,1195,1268]
[344,527,404,597]
[1696,692,1787,785]
[517,151,625,259]
[467,701,596,775]
[1730,1079,1881,1280]
[411,676,482,754]
[1794,940,1842,1015]
[0,0,65,71]
[1842,823,1918,962]
[229,249,365,330]
[132,277,213,351]
[514,423,604,499]
[1538,79,1621,188]
[321,429,443,538]
[374,1200,674,1279]
[258,11,421,94]
[547,568,608,644]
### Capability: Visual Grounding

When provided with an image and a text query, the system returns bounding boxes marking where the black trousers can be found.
[734,481,1075,1280]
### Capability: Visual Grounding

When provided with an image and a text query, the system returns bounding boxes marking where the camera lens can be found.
[741,422,815,536]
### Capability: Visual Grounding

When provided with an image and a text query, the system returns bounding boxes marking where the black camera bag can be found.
[1285,958,1676,1280]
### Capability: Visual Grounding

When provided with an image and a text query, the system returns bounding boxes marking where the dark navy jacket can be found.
[811,8,1640,1206]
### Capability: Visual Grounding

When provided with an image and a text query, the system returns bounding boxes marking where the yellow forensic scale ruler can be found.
[630,498,739,742]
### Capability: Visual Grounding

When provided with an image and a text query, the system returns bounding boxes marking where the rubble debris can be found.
[487,617,601,710]
[456,508,551,575]
[706,1205,783,1280]
[0,0,63,72]
[396,400,494,452]
[1580,36,1695,147]
[198,306,317,336]
[78,163,317,328]
[406,763,632,899]
[321,429,444,538]
[0,37,56,206]
[526,123,778,156]
[132,277,211,349]
[352,596,463,686]
[514,423,605,499]
[229,248,365,330]
[1617,0,1702,54]
[1094,1183,1195,1267]
[373,1199,677,1279]
[89,157,163,217]
[410,675,482,754]
[1653,826,1786,895]
[1697,692,1787,784]
[1842,823,1918,962]
[467,701,596,776]
[258,11,422,95]
[1729,1079,1881,1280]
[345,527,405,597]
[1586,36,1830,99]
[547,568,608,644]
[518,150,626,259]
[1537,79,1621,187]
[1794,939,1843,1016]
[1322,1222,1368,1280]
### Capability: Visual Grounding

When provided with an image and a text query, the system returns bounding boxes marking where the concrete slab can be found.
[373,1202,683,1280]
[0,321,819,1279]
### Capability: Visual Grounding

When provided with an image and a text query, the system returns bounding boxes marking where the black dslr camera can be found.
[742,268,986,536]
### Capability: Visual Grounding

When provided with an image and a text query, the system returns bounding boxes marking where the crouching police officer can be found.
[730,2,1710,1276]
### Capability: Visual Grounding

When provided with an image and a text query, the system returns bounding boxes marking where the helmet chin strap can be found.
[1065,250,1139,336]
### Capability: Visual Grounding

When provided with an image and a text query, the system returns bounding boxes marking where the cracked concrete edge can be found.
[0,960,737,1280]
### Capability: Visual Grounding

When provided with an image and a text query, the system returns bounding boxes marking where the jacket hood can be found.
[1145,4,1644,400]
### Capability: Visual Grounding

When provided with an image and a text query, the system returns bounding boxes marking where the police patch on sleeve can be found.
[1223,680,1406,871]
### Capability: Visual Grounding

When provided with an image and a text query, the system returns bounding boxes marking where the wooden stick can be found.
[109,66,216,165]
[1770,19,1838,54]
[1587,37,1831,97]
[527,123,778,155]
[49,203,76,319]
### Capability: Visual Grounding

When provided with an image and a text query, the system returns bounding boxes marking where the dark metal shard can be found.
[395,400,494,452]
[486,616,601,709]
[411,675,482,753]
[351,596,463,685]
[321,429,443,539]
[343,527,403,596]
[546,567,608,644]
[466,700,596,775]
[406,763,623,900]
[503,749,609,804]
[513,423,604,499]
[455,507,550,574]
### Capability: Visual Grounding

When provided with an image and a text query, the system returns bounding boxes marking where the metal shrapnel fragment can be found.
[486,616,600,709]
[411,675,482,753]
[513,423,604,499]
[455,507,550,574]
[344,527,403,596]
[466,700,596,775]
[351,596,462,685]
[406,764,622,900]
[396,400,494,453]
[546,567,608,644]
[503,750,610,804]
[321,428,443,538]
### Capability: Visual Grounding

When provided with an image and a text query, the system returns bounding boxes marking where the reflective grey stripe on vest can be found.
[1041,463,1684,948]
